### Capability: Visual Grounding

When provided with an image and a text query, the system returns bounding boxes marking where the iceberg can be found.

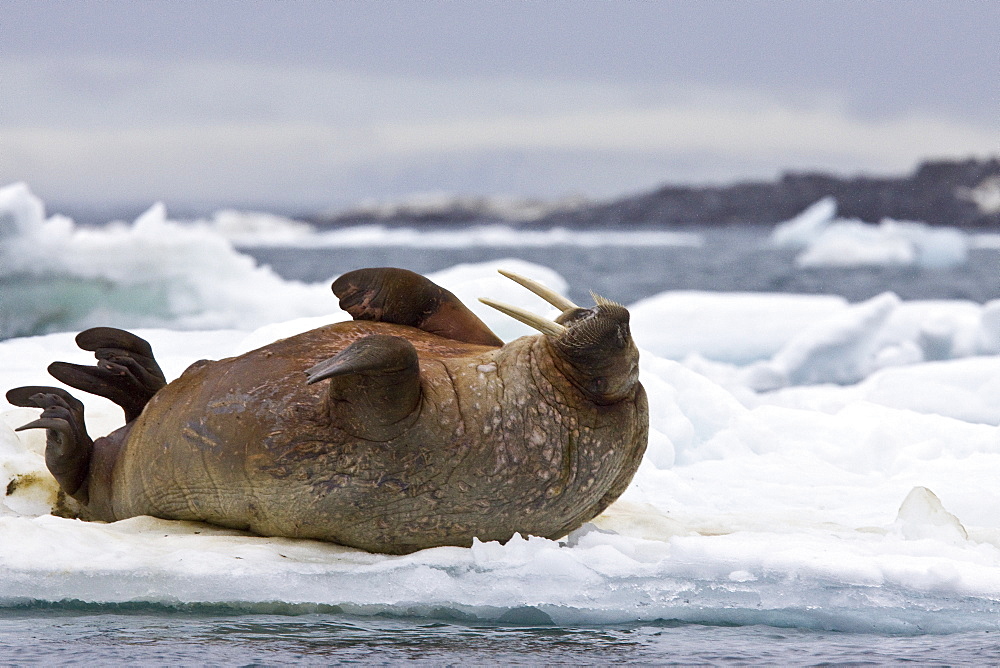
[772,198,970,269]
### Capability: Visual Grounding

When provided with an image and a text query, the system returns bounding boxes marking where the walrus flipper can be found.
[47,327,167,422]
[306,334,422,441]
[6,386,93,501]
[332,267,503,347]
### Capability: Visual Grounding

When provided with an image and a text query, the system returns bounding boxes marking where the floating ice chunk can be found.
[893,486,968,544]
[912,223,969,268]
[0,185,336,337]
[0,183,47,240]
[641,289,1000,388]
[770,196,837,248]
[795,218,968,269]
[7,296,1000,631]
[795,219,915,267]
[745,294,988,390]
[772,197,971,269]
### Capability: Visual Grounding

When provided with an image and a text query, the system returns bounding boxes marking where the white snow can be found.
[770,196,837,248]
[3,186,1000,632]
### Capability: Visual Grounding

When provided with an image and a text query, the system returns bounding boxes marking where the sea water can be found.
[5,606,1000,665]
[244,227,1000,307]
[6,184,1000,664]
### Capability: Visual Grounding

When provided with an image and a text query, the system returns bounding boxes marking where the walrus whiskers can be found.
[590,291,624,308]
[497,270,579,311]
[478,298,567,336]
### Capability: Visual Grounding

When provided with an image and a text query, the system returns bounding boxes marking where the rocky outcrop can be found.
[309,194,590,228]
[311,158,1000,230]
[537,158,1000,229]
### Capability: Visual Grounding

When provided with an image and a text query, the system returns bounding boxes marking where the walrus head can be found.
[481,271,639,405]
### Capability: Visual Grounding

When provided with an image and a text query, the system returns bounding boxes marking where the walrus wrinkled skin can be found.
[7,268,648,554]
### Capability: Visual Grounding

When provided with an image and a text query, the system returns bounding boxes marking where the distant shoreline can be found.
[47,157,1000,231]
[313,157,1000,231]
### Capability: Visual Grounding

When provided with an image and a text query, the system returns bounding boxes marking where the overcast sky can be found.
[2,0,998,212]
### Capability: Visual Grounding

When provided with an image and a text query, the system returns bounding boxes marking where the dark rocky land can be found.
[312,157,1000,230]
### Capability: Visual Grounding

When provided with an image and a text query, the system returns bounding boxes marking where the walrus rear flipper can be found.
[332,267,503,347]
[47,327,167,422]
[306,334,422,441]
[6,386,93,502]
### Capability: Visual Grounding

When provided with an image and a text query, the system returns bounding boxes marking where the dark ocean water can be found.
[4,606,1000,666]
[5,225,1000,342]
[244,226,1000,307]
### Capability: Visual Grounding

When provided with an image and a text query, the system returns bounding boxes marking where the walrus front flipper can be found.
[306,334,422,441]
[47,327,167,422]
[6,386,93,502]
[332,267,503,347]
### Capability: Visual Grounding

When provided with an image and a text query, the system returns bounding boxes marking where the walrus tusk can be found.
[497,270,578,311]
[478,298,568,336]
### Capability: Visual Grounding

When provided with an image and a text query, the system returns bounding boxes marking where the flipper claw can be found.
[46,327,167,422]
[5,386,94,500]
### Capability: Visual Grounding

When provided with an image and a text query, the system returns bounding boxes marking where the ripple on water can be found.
[3,608,1000,665]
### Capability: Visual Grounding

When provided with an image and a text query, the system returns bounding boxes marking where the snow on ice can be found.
[3,184,1000,632]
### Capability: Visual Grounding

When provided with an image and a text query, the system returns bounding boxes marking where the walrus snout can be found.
[480,270,640,404]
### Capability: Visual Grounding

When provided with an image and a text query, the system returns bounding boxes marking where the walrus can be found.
[7,268,648,554]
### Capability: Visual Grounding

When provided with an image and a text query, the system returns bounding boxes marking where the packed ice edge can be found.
[3,183,1000,633]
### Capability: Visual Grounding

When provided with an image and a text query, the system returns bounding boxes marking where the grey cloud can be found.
[1,1,998,209]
